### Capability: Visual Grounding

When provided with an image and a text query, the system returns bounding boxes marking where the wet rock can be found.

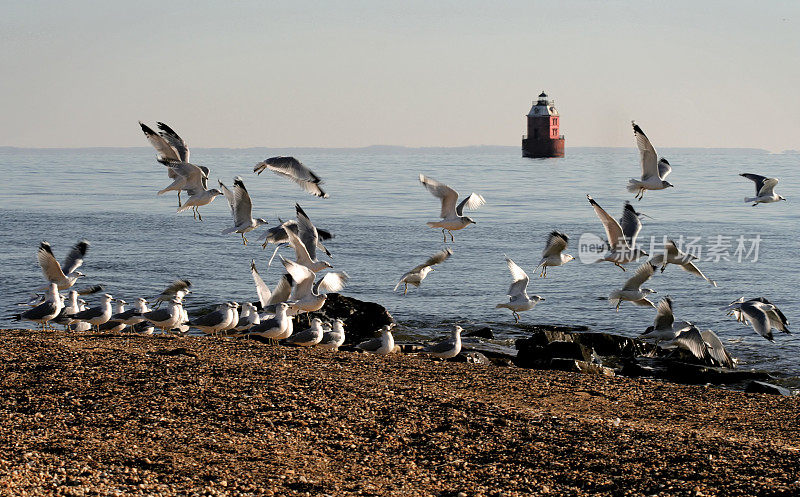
[305,293,395,344]
[514,338,593,368]
[548,359,615,377]
[450,351,491,365]
[745,381,794,397]
[463,327,494,339]
[663,362,773,385]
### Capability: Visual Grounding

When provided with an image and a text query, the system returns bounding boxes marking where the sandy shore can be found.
[1,328,799,496]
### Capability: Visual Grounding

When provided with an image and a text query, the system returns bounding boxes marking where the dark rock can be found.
[548,359,615,377]
[463,327,494,339]
[547,341,592,362]
[514,338,593,369]
[663,361,773,385]
[305,293,395,344]
[745,381,794,396]
[573,332,656,358]
[396,343,424,354]
[450,351,491,365]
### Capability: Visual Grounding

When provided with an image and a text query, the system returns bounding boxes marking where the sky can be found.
[1,1,799,150]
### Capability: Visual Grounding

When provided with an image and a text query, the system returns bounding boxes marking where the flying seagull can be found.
[219,177,269,245]
[280,256,349,317]
[535,231,574,277]
[649,239,716,286]
[153,279,192,308]
[725,298,790,342]
[627,121,673,200]
[496,256,544,323]
[419,174,485,242]
[37,240,89,290]
[640,297,693,345]
[587,195,648,270]
[168,162,222,220]
[740,173,786,206]
[253,156,328,198]
[609,262,657,311]
[394,248,453,295]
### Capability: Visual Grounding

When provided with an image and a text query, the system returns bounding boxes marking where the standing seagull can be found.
[286,318,325,346]
[535,231,574,277]
[627,121,673,200]
[419,174,485,242]
[253,156,329,198]
[11,283,63,331]
[68,293,115,332]
[394,248,453,295]
[649,239,717,286]
[248,302,293,343]
[219,177,269,245]
[587,195,648,270]
[318,319,346,350]
[37,240,89,290]
[422,325,463,360]
[141,298,184,333]
[740,174,786,206]
[356,325,396,355]
[495,256,544,323]
[609,262,658,311]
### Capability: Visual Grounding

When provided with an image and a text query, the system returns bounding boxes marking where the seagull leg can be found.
[449,231,454,242]
[241,233,247,245]
[441,229,447,242]
[197,208,203,222]
[661,264,667,273]
[177,191,182,207]
[404,284,408,296]
[512,311,519,323]
[191,207,197,220]
[615,301,621,312]
[614,262,627,271]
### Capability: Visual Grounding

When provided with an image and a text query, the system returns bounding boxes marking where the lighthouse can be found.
[522,91,565,158]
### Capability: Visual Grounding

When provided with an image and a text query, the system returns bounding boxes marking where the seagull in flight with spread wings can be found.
[219,177,269,245]
[627,121,673,200]
[740,173,786,206]
[495,256,543,323]
[587,196,648,270]
[419,174,485,242]
[253,156,328,198]
[535,231,574,277]
[394,248,453,295]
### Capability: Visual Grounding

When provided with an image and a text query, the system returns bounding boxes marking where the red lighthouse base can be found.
[522,137,565,158]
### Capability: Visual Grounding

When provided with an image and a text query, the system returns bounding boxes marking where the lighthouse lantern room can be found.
[522,91,565,158]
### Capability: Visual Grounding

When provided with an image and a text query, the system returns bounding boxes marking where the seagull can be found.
[587,195,648,270]
[318,319,346,350]
[281,256,349,317]
[234,302,260,332]
[68,293,115,332]
[153,279,191,308]
[495,256,544,323]
[253,156,329,198]
[189,303,236,336]
[668,325,711,363]
[141,298,184,333]
[72,300,92,332]
[609,262,657,311]
[259,204,335,258]
[99,299,129,333]
[394,248,453,295]
[283,220,333,273]
[168,162,222,220]
[649,239,717,286]
[37,240,89,290]
[535,231,574,277]
[139,122,209,207]
[640,297,693,344]
[699,329,736,368]
[419,174,485,242]
[250,260,294,315]
[286,318,325,346]
[52,290,81,330]
[627,121,673,200]
[219,177,269,245]
[740,173,786,206]
[247,302,293,343]
[220,302,240,336]
[725,298,789,342]
[11,283,63,331]
[356,325,395,355]
[422,326,463,360]
[108,297,151,327]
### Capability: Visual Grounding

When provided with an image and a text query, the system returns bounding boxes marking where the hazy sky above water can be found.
[2,1,798,150]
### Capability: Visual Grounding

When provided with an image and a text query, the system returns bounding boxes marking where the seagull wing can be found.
[62,240,89,275]
[281,256,315,299]
[423,339,456,354]
[700,329,735,368]
[619,203,643,247]
[268,273,294,305]
[632,122,659,180]
[542,231,569,258]
[455,192,486,217]
[254,156,328,198]
[750,297,789,330]
[423,248,453,268]
[622,263,655,291]
[673,327,709,361]
[740,173,768,196]
[156,122,190,163]
[653,297,674,331]
[657,159,672,180]
[587,195,626,250]
[218,179,237,217]
[139,122,180,163]
[679,261,717,287]
[169,162,205,196]
[504,256,529,297]
[250,260,271,307]
[313,271,349,295]
[759,178,779,197]
[232,177,254,226]
[158,279,191,299]
[419,174,459,219]
[285,227,314,266]
[37,242,66,283]
[740,302,774,341]
[295,203,319,261]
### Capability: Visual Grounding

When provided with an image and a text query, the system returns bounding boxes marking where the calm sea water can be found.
[1,146,798,383]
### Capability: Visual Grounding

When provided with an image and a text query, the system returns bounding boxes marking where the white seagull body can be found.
[740,173,786,206]
[496,256,543,323]
[142,299,184,332]
[318,319,346,350]
[394,248,453,295]
[168,161,222,220]
[248,302,293,341]
[286,318,325,346]
[422,326,463,359]
[627,121,673,200]
[640,297,693,343]
[609,262,657,311]
[219,177,268,245]
[69,293,115,332]
[587,195,648,269]
[356,325,395,355]
[12,283,63,331]
[254,156,328,198]
[419,174,485,242]
[535,231,574,277]
[280,256,349,316]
